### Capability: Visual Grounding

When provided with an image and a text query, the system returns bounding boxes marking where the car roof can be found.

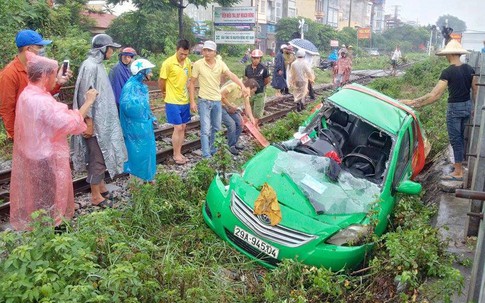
[327,84,411,135]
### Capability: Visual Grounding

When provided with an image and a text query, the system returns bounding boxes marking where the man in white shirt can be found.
[391,45,402,76]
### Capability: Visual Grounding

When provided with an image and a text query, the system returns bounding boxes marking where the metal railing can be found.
[461,51,485,303]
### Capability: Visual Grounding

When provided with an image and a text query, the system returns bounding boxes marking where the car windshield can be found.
[272,151,381,215]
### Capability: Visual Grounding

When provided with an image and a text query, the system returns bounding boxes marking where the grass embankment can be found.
[0,56,465,302]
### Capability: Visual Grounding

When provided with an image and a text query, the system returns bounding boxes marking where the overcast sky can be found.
[385,0,485,31]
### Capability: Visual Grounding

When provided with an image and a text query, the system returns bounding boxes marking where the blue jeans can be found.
[446,100,472,163]
[221,108,242,147]
[198,98,222,158]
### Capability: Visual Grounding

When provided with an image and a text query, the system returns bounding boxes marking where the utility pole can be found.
[348,0,352,28]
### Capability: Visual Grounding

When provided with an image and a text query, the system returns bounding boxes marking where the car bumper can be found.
[202,175,372,270]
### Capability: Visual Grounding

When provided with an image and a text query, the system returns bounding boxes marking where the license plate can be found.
[234,226,279,259]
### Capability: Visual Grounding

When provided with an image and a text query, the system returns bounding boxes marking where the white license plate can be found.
[234,226,279,259]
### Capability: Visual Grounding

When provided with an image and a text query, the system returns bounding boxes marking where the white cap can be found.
[296,49,305,58]
[280,44,288,50]
[203,40,217,51]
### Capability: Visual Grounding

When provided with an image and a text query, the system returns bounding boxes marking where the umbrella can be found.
[289,38,319,55]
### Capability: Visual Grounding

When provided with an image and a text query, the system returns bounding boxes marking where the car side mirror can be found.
[395,180,422,195]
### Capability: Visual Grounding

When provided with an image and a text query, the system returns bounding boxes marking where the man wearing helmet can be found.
[72,34,128,208]
[119,58,157,183]
[109,47,137,107]
[288,49,315,112]
[159,39,192,165]
[0,29,73,139]
[244,49,270,128]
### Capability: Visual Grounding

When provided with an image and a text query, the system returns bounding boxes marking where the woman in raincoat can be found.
[10,53,98,230]
[119,59,157,183]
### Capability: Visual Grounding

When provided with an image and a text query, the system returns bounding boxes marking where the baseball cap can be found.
[203,40,217,51]
[15,30,52,48]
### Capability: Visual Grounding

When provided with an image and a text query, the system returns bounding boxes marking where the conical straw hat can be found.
[436,39,469,56]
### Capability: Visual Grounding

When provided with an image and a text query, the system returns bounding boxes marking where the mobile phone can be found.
[62,60,70,76]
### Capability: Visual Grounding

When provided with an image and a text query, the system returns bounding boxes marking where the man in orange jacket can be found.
[0,29,72,139]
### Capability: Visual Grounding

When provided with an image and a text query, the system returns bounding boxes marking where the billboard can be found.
[215,31,255,44]
[357,27,371,39]
[214,7,256,26]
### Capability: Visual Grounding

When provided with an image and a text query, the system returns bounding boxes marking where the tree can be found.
[107,0,242,39]
[436,15,466,33]
[275,17,337,52]
[106,10,195,54]
[382,24,429,52]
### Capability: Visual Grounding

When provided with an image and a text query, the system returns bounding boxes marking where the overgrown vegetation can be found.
[0,58,465,301]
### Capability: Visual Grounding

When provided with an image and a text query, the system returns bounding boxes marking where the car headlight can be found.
[325,225,372,246]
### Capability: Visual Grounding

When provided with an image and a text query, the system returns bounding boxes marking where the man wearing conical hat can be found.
[402,40,478,182]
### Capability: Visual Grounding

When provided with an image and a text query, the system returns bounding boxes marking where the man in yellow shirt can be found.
[159,39,191,164]
[189,40,249,158]
[221,79,258,155]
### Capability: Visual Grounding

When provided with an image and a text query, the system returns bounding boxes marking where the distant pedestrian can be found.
[221,79,259,155]
[244,49,270,126]
[271,44,287,96]
[188,40,249,158]
[159,39,192,165]
[0,29,72,140]
[338,44,347,56]
[10,53,97,230]
[72,34,127,208]
[391,45,402,76]
[283,45,296,94]
[481,41,485,53]
[120,59,157,183]
[288,49,315,112]
[240,48,251,64]
[333,49,352,88]
[401,40,478,182]
[109,47,137,108]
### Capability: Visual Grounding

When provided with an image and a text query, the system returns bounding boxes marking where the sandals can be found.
[94,199,114,209]
[173,157,188,165]
[101,191,114,199]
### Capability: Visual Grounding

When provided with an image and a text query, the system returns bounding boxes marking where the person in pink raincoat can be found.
[9,53,98,231]
[333,49,352,88]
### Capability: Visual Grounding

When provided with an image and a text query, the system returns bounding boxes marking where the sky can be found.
[385,0,485,32]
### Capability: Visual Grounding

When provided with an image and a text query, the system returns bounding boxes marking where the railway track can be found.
[0,67,389,219]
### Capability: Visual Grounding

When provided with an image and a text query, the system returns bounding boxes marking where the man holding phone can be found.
[0,29,73,139]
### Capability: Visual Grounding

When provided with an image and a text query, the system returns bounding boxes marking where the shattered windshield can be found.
[273,151,381,215]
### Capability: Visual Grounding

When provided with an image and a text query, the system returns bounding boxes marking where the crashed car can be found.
[203,83,428,270]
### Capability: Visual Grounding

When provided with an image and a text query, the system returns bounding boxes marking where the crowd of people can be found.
[1,28,476,231]
[1,30,310,230]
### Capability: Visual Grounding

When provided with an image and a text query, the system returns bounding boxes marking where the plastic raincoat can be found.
[271,50,287,90]
[71,49,127,178]
[109,59,131,105]
[119,74,157,181]
[10,84,86,230]
[288,58,315,102]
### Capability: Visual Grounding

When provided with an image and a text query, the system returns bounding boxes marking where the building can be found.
[337,0,372,29]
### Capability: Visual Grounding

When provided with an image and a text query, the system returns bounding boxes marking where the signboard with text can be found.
[357,27,371,39]
[215,31,255,44]
[214,7,256,26]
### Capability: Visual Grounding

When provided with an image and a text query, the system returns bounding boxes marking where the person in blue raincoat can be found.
[119,58,157,183]
[109,47,137,107]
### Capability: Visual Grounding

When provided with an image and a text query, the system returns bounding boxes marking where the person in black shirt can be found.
[245,49,270,126]
[402,40,478,181]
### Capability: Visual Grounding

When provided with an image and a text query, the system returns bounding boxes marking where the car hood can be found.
[239,146,381,226]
